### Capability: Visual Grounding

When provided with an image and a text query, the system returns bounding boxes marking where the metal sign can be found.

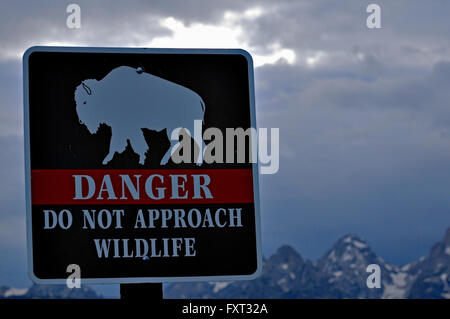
[23,46,262,283]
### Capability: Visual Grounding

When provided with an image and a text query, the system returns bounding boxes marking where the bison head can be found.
[75,79,100,134]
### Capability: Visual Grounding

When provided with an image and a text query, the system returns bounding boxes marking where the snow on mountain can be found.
[165,228,450,299]
[212,282,230,293]
[0,286,29,298]
[3,287,29,298]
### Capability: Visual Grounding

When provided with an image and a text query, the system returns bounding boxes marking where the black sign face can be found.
[23,47,262,283]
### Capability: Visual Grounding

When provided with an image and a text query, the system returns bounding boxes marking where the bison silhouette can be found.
[75,66,205,165]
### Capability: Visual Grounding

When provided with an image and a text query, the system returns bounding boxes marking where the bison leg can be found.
[160,127,206,165]
[161,128,186,165]
[102,130,125,165]
[131,130,149,165]
[103,148,116,165]
[160,137,178,165]
[102,152,114,165]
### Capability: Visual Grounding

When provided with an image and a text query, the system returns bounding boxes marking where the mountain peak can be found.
[320,234,374,268]
[271,245,303,264]
[276,244,300,256]
[407,228,450,298]
[337,233,369,249]
[443,227,450,245]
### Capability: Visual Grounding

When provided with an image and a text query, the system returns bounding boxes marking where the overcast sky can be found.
[1,1,450,294]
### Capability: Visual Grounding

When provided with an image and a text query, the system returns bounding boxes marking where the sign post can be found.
[23,47,262,287]
[120,283,163,300]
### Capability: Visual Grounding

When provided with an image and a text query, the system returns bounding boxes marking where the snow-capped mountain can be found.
[165,228,450,299]
[316,233,424,298]
[407,228,450,298]
[0,284,101,299]
[165,245,330,299]
[318,234,383,298]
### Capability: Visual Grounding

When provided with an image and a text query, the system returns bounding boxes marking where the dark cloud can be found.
[256,58,450,263]
[241,1,450,67]
[0,0,273,60]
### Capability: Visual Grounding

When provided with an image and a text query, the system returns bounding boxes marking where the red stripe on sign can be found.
[31,169,254,205]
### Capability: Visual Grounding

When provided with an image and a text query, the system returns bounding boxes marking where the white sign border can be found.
[23,46,263,284]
